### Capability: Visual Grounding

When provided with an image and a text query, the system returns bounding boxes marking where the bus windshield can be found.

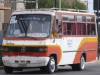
[6,14,51,38]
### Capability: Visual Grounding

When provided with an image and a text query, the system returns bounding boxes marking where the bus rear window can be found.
[87,24,96,35]
[86,16,95,22]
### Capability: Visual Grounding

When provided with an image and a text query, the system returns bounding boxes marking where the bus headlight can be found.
[3,48,9,52]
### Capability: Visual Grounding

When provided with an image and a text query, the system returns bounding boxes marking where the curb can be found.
[0,66,4,70]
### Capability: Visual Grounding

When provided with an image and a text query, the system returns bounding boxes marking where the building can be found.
[4,3,11,25]
[0,3,11,30]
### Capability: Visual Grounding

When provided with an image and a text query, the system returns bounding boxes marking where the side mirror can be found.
[52,30,57,37]
[3,29,6,33]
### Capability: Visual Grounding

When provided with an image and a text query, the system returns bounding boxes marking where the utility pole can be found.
[97,0,99,31]
[76,0,77,9]
[36,0,38,10]
[11,0,16,13]
[97,0,100,59]
[55,0,57,8]
[84,0,88,12]
[59,0,61,10]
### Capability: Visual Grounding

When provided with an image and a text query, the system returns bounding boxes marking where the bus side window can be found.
[56,19,62,34]
[67,23,71,35]
[70,23,76,35]
[87,24,96,35]
[77,23,86,35]
[63,23,76,35]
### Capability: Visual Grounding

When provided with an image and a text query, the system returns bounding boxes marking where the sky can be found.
[82,0,93,13]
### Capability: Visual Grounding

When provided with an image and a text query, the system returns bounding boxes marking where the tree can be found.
[25,0,86,10]
[71,0,87,10]
[25,0,70,9]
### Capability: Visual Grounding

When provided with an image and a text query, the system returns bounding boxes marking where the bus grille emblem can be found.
[21,47,26,52]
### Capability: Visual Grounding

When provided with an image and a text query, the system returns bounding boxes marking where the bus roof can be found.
[11,9,95,16]
[56,11,95,16]
[12,10,55,16]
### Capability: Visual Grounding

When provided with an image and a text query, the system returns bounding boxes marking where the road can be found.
[0,62,100,75]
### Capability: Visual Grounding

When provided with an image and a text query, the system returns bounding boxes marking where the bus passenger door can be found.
[59,22,78,65]
[53,19,63,64]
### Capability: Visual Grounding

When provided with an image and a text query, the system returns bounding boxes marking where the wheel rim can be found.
[50,58,55,72]
[81,57,85,69]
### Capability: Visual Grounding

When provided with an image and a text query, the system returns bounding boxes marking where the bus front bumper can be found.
[2,56,49,67]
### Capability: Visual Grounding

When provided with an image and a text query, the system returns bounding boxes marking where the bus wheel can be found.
[78,56,85,70]
[46,56,56,74]
[72,56,85,71]
[4,66,13,74]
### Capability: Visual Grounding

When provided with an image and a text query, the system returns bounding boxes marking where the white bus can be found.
[2,9,98,74]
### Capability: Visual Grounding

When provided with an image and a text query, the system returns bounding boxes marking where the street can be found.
[0,62,100,75]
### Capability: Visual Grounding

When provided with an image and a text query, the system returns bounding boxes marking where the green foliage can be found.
[25,0,70,9]
[61,0,70,8]
[71,0,87,10]
[38,0,55,8]
[25,0,55,9]
[25,0,35,9]
[25,0,86,10]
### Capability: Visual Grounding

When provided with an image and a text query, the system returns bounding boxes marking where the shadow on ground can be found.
[11,68,93,74]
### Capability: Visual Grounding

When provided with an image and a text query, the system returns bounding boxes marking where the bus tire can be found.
[4,66,13,74]
[77,56,85,71]
[72,56,85,71]
[46,56,56,74]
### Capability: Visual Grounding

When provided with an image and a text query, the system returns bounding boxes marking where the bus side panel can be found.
[47,45,62,64]
[86,50,97,62]
[58,37,83,65]
[86,38,98,62]
[73,52,82,64]
[73,37,98,63]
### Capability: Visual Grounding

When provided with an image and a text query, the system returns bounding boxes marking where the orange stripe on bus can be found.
[73,37,98,64]
[2,44,62,64]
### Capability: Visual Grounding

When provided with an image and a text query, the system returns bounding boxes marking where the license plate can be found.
[18,64,27,67]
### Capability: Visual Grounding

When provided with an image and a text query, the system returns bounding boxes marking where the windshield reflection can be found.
[6,14,51,38]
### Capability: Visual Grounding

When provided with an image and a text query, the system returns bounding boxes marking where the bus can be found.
[2,9,98,74]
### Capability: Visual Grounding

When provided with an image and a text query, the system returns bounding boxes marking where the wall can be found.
[0,3,4,30]
[4,3,11,23]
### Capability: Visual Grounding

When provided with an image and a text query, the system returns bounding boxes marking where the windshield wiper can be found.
[17,20,28,37]
[20,21,26,34]
[21,21,27,33]
[17,21,23,33]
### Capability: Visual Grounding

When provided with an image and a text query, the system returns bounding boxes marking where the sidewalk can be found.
[96,60,100,62]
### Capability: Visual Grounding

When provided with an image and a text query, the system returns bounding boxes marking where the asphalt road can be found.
[0,62,100,75]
